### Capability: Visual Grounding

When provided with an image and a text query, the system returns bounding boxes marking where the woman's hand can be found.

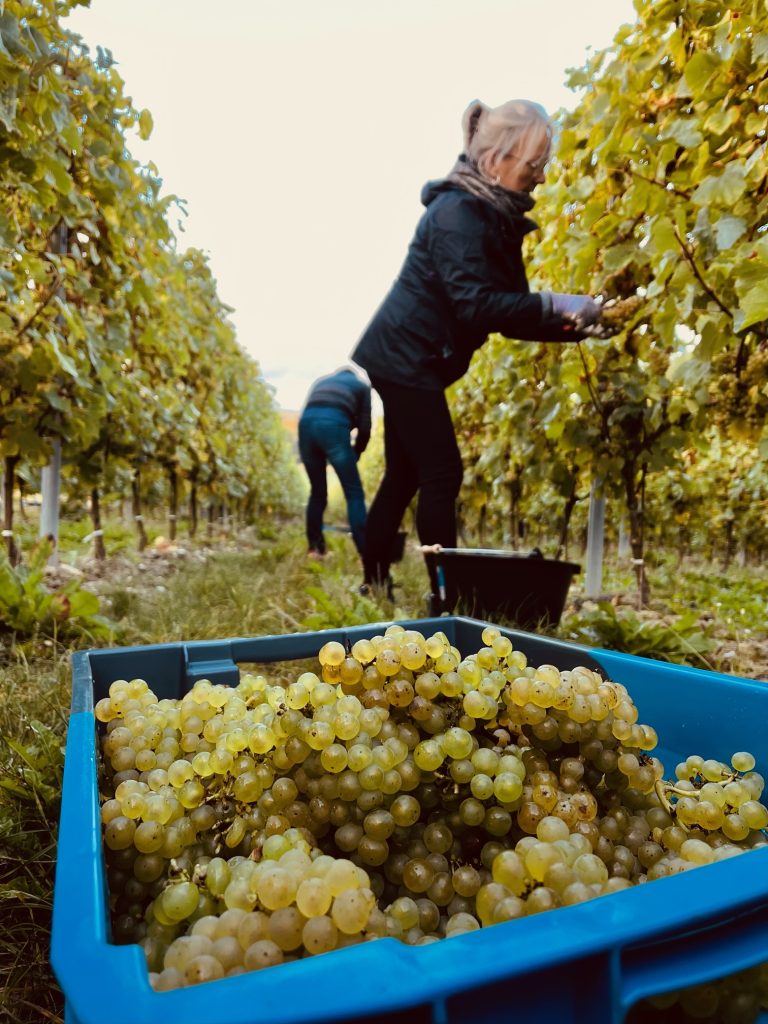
[550,293,601,328]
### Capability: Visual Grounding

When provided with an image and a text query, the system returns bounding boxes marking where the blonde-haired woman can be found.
[352,98,598,598]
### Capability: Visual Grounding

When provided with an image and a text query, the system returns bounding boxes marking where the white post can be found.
[39,438,62,565]
[584,479,605,599]
[38,223,68,567]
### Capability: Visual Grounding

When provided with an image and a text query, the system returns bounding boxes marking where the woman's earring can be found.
[493,175,501,185]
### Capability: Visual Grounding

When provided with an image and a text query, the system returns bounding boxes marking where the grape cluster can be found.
[96,625,768,1018]
[709,345,768,439]
[580,294,646,338]
[599,294,645,329]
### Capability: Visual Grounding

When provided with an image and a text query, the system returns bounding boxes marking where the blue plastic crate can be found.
[51,617,768,1024]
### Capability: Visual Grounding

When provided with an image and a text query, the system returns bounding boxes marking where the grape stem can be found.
[653,780,690,831]
[575,341,609,442]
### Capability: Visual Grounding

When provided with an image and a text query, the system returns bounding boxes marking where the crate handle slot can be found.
[620,899,768,1010]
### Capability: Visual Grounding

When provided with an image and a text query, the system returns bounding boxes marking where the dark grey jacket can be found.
[352,178,579,390]
[302,369,372,454]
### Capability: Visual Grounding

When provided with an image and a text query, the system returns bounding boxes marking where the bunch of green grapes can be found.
[95,624,768,1015]
[708,344,768,440]
[149,831,380,990]
[598,294,645,330]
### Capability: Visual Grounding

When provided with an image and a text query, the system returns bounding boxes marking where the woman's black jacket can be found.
[351,178,579,391]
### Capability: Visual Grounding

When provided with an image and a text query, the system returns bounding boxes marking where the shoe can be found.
[307,549,326,561]
[360,577,395,601]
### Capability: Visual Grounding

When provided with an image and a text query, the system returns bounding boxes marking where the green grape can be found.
[104,816,136,851]
[441,727,473,760]
[202,856,230,897]
[210,935,244,970]
[268,907,305,951]
[296,876,332,918]
[223,879,258,912]
[176,778,203,810]
[414,740,443,771]
[475,882,511,926]
[120,791,147,820]
[452,865,482,898]
[334,712,361,742]
[100,798,123,825]
[446,912,480,935]
[302,915,339,955]
[167,759,194,788]
[469,773,494,800]
[458,797,485,827]
[723,781,750,808]
[159,881,200,923]
[731,751,756,773]
[739,800,768,830]
[248,724,275,755]
[390,795,420,827]
[680,839,714,865]
[191,751,214,778]
[572,853,609,886]
[524,843,562,883]
[402,859,434,894]
[225,816,247,849]
[491,635,513,659]
[492,896,526,923]
[325,858,362,896]
[331,887,375,934]
[236,912,270,949]
[493,772,523,803]
[257,868,297,910]
[241,939,283,971]
[694,801,724,830]
[358,764,384,791]
[134,821,165,854]
[319,641,346,668]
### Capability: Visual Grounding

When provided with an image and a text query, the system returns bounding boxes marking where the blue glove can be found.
[549,292,601,328]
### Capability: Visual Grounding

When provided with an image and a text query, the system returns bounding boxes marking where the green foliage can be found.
[667,568,768,637]
[449,0,768,589]
[0,0,302,579]
[0,718,63,811]
[0,712,64,1023]
[561,601,717,667]
[301,580,391,631]
[0,540,113,642]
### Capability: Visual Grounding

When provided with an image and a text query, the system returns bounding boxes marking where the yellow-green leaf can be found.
[737,280,768,330]
[691,165,746,207]
[713,215,746,251]
[138,108,153,140]
[683,51,720,97]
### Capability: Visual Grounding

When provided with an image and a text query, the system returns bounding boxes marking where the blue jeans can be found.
[298,406,366,557]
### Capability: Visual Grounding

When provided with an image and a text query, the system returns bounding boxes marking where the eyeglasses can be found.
[509,152,550,173]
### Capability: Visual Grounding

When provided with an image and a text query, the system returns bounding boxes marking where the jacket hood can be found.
[421,177,461,207]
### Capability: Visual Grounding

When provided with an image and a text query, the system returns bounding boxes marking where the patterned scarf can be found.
[446,155,537,232]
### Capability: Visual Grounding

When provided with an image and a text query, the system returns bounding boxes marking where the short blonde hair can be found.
[462,99,552,179]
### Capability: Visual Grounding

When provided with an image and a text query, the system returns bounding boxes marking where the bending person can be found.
[352,98,599,594]
[298,365,371,560]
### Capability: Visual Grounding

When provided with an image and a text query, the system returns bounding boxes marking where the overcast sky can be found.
[65,0,637,410]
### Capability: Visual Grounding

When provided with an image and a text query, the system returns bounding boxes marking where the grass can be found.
[0,516,766,1019]
[0,656,69,1022]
